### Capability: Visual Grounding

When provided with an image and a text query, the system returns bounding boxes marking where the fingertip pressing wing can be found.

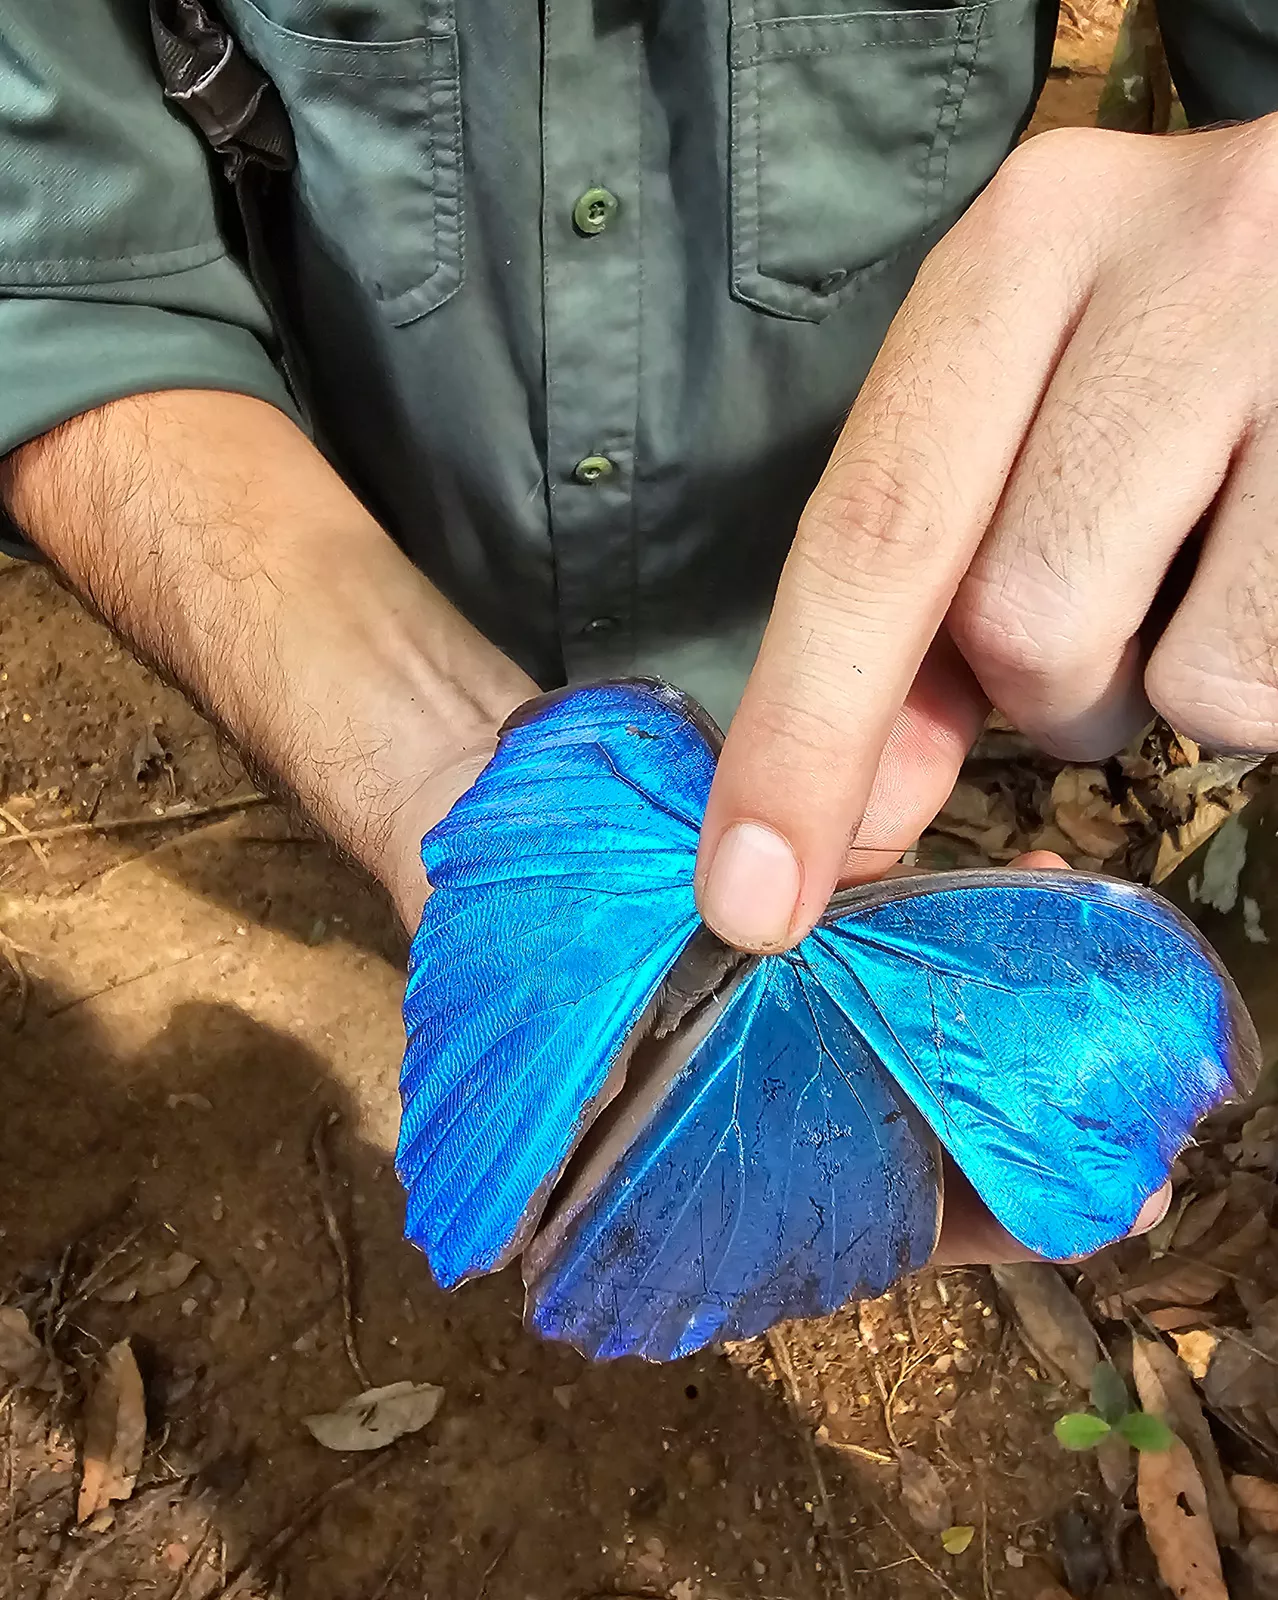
[524,956,941,1362]
[807,870,1258,1261]
[398,681,719,1289]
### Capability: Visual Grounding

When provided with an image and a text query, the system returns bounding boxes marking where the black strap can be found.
[149,0,311,418]
[150,0,294,178]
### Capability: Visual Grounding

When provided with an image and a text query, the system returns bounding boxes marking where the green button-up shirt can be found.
[3,0,1277,723]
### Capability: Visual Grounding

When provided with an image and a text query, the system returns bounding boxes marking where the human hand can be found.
[697,114,1278,954]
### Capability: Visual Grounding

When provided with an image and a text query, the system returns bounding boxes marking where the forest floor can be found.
[2,10,1277,1600]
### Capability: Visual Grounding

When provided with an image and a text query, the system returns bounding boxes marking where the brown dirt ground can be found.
[1,22,1265,1600]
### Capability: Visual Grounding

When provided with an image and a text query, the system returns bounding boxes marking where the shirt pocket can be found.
[728,0,1049,323]
[221,0,462,325]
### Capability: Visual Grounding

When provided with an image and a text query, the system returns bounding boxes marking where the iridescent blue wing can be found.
[524,954,941,1361]
[803,870,1259,1261]
[397,681,718,1288]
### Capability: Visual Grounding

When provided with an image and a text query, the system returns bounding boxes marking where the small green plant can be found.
[1053,1362,1175,1454]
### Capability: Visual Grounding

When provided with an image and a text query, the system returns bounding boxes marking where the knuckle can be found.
[797,454,945,596]
[949,585,1083,691]
[1147,625,1278,756]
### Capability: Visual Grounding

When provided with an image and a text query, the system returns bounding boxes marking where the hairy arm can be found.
[0,389,537,925]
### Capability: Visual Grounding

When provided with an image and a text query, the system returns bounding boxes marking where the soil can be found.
[0,20,1258,1600]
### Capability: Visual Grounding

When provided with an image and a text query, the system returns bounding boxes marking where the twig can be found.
[980,1490,990,1600]
[208,1455,387,1599]
[476,1537,512,1600]
[767,1329,853,1600]
[368,1543,411,1600]
[45,941,226,1018]
[0,805,49,868]
[824,1439,895,1466]
[46,1477,191,1600]
[4,1393,15,1600]
[870,1499,964,1600]
[873,1365,899,1450]
[0,793,268,851]
[0,930,33,1029]
[311,1111,371,1389]
[46,1523,130,1599]
[169,1522,216,1600]
[56,1227,146,1331]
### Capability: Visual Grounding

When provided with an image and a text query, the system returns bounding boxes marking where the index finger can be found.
[695,169,1086,952]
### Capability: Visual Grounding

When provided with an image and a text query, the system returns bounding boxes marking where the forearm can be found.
[0,389,536,922]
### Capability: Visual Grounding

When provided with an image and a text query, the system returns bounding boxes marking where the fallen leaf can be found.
[1149,1308,1219,1333]
[1243,1533,1278,1586]
[1096,1432,1135,1498]
[1132,1336,1238,1546]
[939,780,993,829]
[1171,1191,1231,1253]
[1201,1327,1278,1412]
[991,1263,1104,1389]
[1136,1437,1228,1600]
[98,1251,200,1304]
[1054,801,1129,860]
[1120,1259,1229,1309]
[0,1306,56,1390]
[166,1092,212,1113]
[1171,1330,1219,1382]
[895,1447,952,1534]
[1206,1208,1269,1273]
[304,1381,443,1452]
[78,1340,147,1523]
[941,1525,975,1555]
[1232,1475,1278,1536]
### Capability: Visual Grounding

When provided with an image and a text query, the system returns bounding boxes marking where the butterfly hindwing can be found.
[524,954,942,1361]
[804,870,1258,1261]
[397,681,717,1288]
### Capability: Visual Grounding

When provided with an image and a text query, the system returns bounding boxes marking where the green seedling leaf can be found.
[1116,1409,1175,1452]
[1090,1361,1130,1425]
[941,1525,975,1555]
[1054,1412,1112,1451]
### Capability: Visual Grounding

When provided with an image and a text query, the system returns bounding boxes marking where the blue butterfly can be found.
[397,679,1258,1361]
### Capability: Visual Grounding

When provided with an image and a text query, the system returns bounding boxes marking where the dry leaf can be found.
[1054,801,1129,860]
[941,1525,975,1555]
[1201,1327,1278,1412]
[1149,1308,1220,1333]
[1206,1208,1269,1273]
[895,1447,953,1534]
[1132,1336,1238,1547]
[1232,1476,1278,1536]
[1172,1191,1231,1253]
[1243,1534,1278,1587]
[1137,1437,1228,1600]
[78,1340,147,1523]
[939,781,993,829]
[991,1263,1104,1389]
[0,1305,56,1390]
[1121,1259,1229,1309]
[98,1251,200,1304]
[1171,1330,1220,1382]
[304,1380,443,1452]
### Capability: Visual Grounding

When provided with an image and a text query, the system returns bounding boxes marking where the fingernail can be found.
[1129,1181,1173,1237]
[699,822,801,951]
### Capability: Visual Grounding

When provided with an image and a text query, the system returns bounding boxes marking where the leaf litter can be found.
[304,1381,444,1452]
[77,1338,147,1523]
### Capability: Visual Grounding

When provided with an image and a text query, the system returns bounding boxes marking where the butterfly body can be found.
[397,680,1258,1360]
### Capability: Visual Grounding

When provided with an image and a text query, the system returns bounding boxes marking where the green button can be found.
[573,455,615,485]
[573,186,619,236]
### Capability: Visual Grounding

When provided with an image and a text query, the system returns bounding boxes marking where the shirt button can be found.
[582,616,618,637]
[573,454,615,485]
[573,186,619,236]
